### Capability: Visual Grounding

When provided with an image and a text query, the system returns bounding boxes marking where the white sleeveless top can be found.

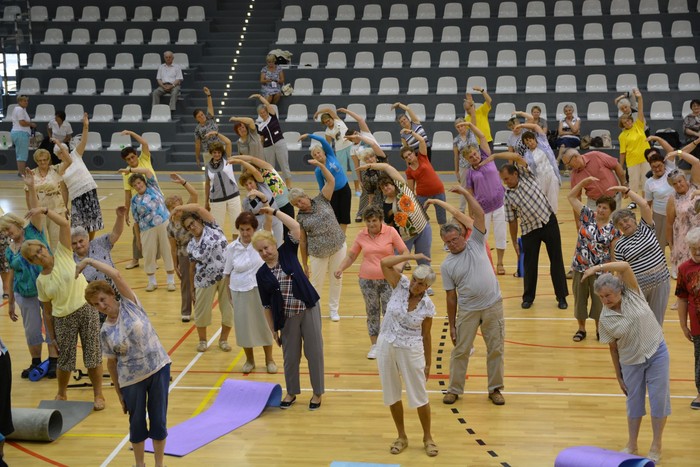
[62,149,97,200]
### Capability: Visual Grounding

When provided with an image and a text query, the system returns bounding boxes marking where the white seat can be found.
[276,28,296,45]
[65,104,84,122]
[130,78,152,96]
[119,104,142,122]
[639,0,660,13]
[326,52,347,69]
[610,0,631,15]
[496,76,517,94]
[471,2,490,18]
[108,132,132,150]
[497,25,517,42]
[678,73,700,91]
[123,29,144,45]
[526,1,546,17]
[526,103,547,119]
[526,25,546,41]
[436,76,458,95]
[389,4,408,19]
[42,29,63,44]
[555,75,577,92]
[584,23,605,40]
[54,6,74,21]
[18,78,40,95]
[432,131,453,150]
[362,4,382,20]
[683,100,692,118]
[649,101,673,120]
[374,104,396,122]
[555,49,576,66]
[336,5,355,20]
[159,6,179,21]
[497,50,517,67]
[150,29,171,45]
[441,26,461,43]
[31,53,52,69]
[378,77,400,95]
[308,5,328,21]
[641,21,663,39]
[177,29,197,45]
[344,104,366,122]
[434,104,456,122]
[498,2,518,17]
[644,47,666,64]
[469,25,489,43]
[304,28,324,44]
[92,104,114,122]
[443,3,463,18]
[413,26,433,43]
[494,130,511,146]
[668,0,689,12]
[407,103,426,121]
[386,27,406,43]
[589,129,611,145]
[83,132,103,151]
[46,78,68,95]
[647,73,670,91]
[439,50,460,68]
[416,4,435,19]
[358,27,378,44]
[556,102,578,120]
[299,52,319,68]
[185,6,205,21]
[283,132,302,151]
[29,6,48,22]
[584,48,606,66]
[58,53,80,70]
[133,6,153,21]
[286,104,308,122]
[586,74,608,92]
[525,75,547,93]
[140,53,162,70]
[410,51,431,68]
[587,101,610,120]
[68,28,90,45]
[330,28,351,44]
[354,51,374,69]
[494,103,516,121]
[616,74,638,92]
[349,78,370,96]
[173,53,189,69]
[74,78,97,95]
[382,51,402,68]
[0,131,13,147]
[614,47,636,65]
[671,20,692,38]
[2,106,16,123]
[525,50,546,67]
[554,1,574,16]
[79,6,100,21]
[102,78,125,96]
[468,50,488,67]
[113,53,134,70]
[370,131,390,149]
[554,24,575,41]
[96,29,117,45]
[466,76,488,92]
[408,77,429,95]
[34,104,55,122]
[149,105,171,122]
[282,5,302,21]
[320,78,342,96]
[611,22,632,39]
[141,132,162,150]
[675,46,696,64]
[582,0,603,15]
[106,6,126,22]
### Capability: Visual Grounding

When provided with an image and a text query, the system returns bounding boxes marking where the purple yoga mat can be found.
[555,446,655,467]
[145,379,282,457]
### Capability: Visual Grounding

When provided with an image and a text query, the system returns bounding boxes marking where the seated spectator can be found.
[151,51,182,112]
[47,110,72,156]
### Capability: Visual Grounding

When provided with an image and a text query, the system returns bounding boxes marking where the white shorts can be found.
[376,335,428,408]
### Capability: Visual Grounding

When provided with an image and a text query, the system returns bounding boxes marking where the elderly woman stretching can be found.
[80,259,171,467]
[21,206,105,409]
[26,148,68,251]
[377,252,437,457]
[253,207,324,410]
[582,261,669,463]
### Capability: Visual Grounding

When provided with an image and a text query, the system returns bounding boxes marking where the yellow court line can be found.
[191,349,245,416]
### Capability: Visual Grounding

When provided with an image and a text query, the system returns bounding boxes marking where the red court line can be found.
[7,441,69,467]
[168,325,196,355]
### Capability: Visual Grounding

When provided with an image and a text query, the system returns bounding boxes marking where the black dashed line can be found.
[476,439,486,446]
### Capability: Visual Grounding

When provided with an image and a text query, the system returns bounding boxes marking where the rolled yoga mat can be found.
[6,408,63,441]
[555,446,655,467]
[145,379,282,457]
[38,400,95,436]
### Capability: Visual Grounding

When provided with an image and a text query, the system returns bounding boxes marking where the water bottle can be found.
[120,144,125,150]
[29,359,50,381]
[1,135,6,148]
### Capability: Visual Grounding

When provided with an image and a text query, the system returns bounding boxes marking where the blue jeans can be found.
[404,223,432,264]
[416,192,447,225]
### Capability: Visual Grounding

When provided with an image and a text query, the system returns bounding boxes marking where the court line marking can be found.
[191,351,245,416]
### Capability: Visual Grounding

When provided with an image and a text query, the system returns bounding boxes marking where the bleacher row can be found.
[0,129,163,151]
[3,103,172,123]
[40,28,198,46]
[1,4,206,23]
[26,52,191,71]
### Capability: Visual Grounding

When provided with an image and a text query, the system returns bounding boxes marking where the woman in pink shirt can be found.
[334,206,408,359]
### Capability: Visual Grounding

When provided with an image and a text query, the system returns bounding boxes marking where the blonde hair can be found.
[165,195,183,211]
[252,229,276,248]
[33,148,51,163]
[0,213,25,232]
[20,239,46,262]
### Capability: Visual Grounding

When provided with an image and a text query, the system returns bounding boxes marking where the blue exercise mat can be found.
[555,446,655,467]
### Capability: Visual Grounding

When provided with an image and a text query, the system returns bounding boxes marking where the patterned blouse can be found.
[270,263,307,318]
[380,275,436,349]
[187,221,228,288]
[5,224,47,297]
[571,207,620,273]
[383,179,429,241]
[30,166,66,213]
[167,219,192,257]
[194,114,220,150]
[131,176,169,232]
[259,167,289,207]
[296,194,346,258]
[454,132,478,170]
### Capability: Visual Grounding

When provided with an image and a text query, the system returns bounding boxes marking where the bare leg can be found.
[152,439,166,467]
[132,441,145,467]
[577,319,587,332]
[16,160,26,175]
[625,416,643,452]
[88,365,105,409]
[417,403,433,443]
[389,401,407,440]
[88,230,96,241]
[263,345,275,364]
[285,178,293,189]
[340,223,348,234]
[28,343,42,359]
[0,272,10,296]
[48,341,58,358]
[243,347,255,365]
[370,335,378,345]
[649,416,667,455]
[220,324,232,342]
[496,248,505,269]
[56,369,71,399]
[196,326,207,341]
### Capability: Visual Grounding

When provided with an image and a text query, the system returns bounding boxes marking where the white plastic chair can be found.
[497,50,517,67]
[42,29,63,45]
[74,78,97,95]
[386,27,406,44]
[469,25,489,43]
[494,103,516,121]
[118,104,142,122]
[285,104,308,122]
[584,48,606,66]
[102,78,125,96]
[65,104,85,122]
[585,74,608,92]
[299,52,318,68]
[358,27,378,44]
[106,6,126,22]
[92,104,114,122]
[84,132,103,151]
[378,77,400,95]
[389,4,408,19]
[439,51,459,68]
[349,78,370,96]
[647,73,670,92]
[3,106,16,122]
[79,6,100,21]
[140,53,162,70]
[336,5,355,20]
[498,2,518,17]
[432,131,453,150]
[641,21,663,39]
[0,131,13,147]
[141,132,162,150]
[108,132,132,150]
[525,75,547,93]
[381,51,402,69]
[649,101,673,120]
[436,77,458,95]
[320,78,342,96]
[29,6,48,22]
[413,27,433,43]
[293,78,314,96]
[177,29,197,45]
[554,49,576,66]
[283,132,302,151]
[581,0,603,15]
[159,6,179,21]
[468,50,488,67]
[130,79,152,96]
[434,104,456,122]
[441,26,461,43]
[18,78,40,95]
[149,105,171,122]
[525,50,546,67]
[354,51,374,69]
[46,78,68,95]
[68,29,90,45]
[674,46,696,64]
[185,6,205,21]
[31,53,52,69]
[133,6,153,21]
[373,131,393,148]
[58,53,80,70]
[113,53,135,70]
[644,47,666,65]
[555,75,577,92]
[303,28,324,45]
[150,29,171,45]
[554,24,575,41]
[408,77,429,95]
[610,22,632,40]
[282,6,302,21]
[345,104,366,121]
[374,104,396,122]
[526,1,546,17]
[471,2,490,18]
[668,0,689,12]
[330,28,351,44]
[610,0,631,15]
[584,23,605,40]
[443,3,463,18]
[410,51,430,68]
[613,47,635,65]
[497,25,517,42]
[466,76,488,92]
[554,1,574,16]
[671,20,692,38]
[173,53,189,69]
[679,73,700,91]
[362,4,382,20]
[587,102,610,120]
[54,6,74,21]
[276,28,296,45]
[526,25,546,41]
[309,5,328,21]
[639,0,660,13]
[496,76,517,94]
[123,29,144,45]
[616,74,638,92]
[326,52,347,69]
[34,104,55,121]
[96,29,117,45]
[416,4,435,19]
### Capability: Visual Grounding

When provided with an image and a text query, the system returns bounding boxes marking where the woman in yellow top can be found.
[619,89,651,197]
[21,206,105,410]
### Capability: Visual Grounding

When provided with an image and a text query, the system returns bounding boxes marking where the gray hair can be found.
[357,148,375,163]
[288,187,308,204]
[593,272,624,294]
[617,98,631,110]
[70,226,89,240]
[611,209,635,228]
[413,264,437,286]
[440,222,463,238]
[667,169,686,185]
[687,227,700,247]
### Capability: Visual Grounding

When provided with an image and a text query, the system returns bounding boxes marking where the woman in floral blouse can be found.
[26,149,68,251]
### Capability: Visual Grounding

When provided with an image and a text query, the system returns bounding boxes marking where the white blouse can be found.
[223,238,264,292]
[62,150,97,200]
[379,275,436,349]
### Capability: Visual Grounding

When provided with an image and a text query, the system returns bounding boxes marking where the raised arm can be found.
[249,93,276,115]
[304,133,335,157]
[473,86,492,105]
[108,206,127,246]
[609,186,653,224]
[337,107,371,133]
[172,203,215,224]
[229,116,257,131]
[454,186,485,232]
[381,253,430,288]
[353,133,387,159]
[76,258,136,304]
[314,107,339,122]
[204,87,214,116]
[27,207,70,249]
[514,110,534,121]
[581,261,639,292]
[365,162,405,183]
[632,88,644,124]
[170,173,198,204]
[75,113,90,156]
[515,122,545,135]
[403,129,427,155]
[568,176,599,214]
[489,151,527,167]
[230,157,264,182]
[392,102,421,124]
[118,166,155,180]
[231,154,274,172]
[308,159,335,200]
[669,150,700,185]
[120,130,149,154]
[260,205,300,240]
[22,169,43,230]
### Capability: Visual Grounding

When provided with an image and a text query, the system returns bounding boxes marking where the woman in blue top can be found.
[299,133,351,232]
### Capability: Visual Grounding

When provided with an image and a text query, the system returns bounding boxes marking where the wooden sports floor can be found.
[0,173,698,467]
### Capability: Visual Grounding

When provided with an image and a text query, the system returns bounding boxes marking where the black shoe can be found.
[355,215,363,223]
[309,398,322,411]
[280,396,296,409]
[21,363,38,379]
[558,298,568,309]
[521,301,533,309]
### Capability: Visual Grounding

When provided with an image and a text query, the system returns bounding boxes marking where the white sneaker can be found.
[329,310,340,321]
[145,283,158,292]
[367,344,377,359]
[167,282,176,292]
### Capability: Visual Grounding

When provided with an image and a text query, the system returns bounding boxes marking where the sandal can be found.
[93,396,106,411]
[424,440,439,457]
[572,330,587,342]
[496,264,506,275]
[390,438,408,455]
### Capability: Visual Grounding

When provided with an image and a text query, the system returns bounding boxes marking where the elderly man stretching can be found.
[440,187,505,406]
[562,148,626,213]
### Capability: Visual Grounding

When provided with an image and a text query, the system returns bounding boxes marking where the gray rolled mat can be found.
[37,400,94,436]
[6,408,63,441]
